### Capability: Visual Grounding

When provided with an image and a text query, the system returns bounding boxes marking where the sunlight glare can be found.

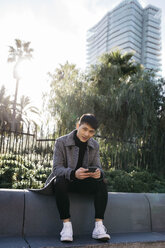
[16,60,33,80]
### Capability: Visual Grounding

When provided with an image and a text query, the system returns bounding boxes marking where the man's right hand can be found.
[75,167,91,180]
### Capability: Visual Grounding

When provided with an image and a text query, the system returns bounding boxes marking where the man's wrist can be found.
[70,170,76,180]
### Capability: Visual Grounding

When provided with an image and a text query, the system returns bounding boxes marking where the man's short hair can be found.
[79,113,98,130]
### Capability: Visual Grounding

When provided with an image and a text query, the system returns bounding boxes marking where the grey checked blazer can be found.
[31,130,103,195]
[45,129,103,184]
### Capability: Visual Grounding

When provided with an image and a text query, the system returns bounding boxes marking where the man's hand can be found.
[89,168,101,179]
[75,167,91,180]
[75,167,101,180]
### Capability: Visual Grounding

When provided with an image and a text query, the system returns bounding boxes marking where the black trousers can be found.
[54,177,108,220]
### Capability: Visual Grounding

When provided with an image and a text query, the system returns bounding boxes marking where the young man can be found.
[46,113,110,242]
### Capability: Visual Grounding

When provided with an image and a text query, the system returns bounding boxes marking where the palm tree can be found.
[17,95,40,128]
[99,49,140,78]
[7,39,33,131]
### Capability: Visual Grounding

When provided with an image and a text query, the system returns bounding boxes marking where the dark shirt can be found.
[70,130,87,180]
[74,130,87,169]
[70,130,102,181]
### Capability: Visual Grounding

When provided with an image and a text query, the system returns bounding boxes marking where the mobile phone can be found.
[85,167,97,173]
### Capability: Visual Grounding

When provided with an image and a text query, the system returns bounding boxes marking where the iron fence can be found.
[0,128,164,173]
[0,128,55,167]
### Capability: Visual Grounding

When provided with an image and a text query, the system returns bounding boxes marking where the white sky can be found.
[0,0,164,109]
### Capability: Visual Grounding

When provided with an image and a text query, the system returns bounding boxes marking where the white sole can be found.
[92,234,110,241]
[61,236,73,242]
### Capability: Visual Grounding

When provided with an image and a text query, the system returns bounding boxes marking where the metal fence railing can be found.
[0,128,164,173]
[0,128,55,167]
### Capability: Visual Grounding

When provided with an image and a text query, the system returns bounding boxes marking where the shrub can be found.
[1,154,165,193]
[105,168,165,193]
[0,154,52,189]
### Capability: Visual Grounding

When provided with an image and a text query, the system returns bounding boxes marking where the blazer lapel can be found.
[72,146,79,169]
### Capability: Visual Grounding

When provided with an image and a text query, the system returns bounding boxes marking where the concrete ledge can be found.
[104,193,151,233]
[0,189,28,248]
[24,191,152,237]
[24,189,61,236]
[0,189,165,248]
[0,189,24,236]
[145,193,165,232]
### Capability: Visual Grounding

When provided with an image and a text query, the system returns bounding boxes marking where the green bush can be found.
[105,168,165,193]
[1,154,165,193]
[0,154,52,189]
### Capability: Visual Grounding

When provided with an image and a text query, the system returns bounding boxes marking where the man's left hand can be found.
[89,168,101,179]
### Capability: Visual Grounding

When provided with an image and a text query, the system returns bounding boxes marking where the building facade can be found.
[86,0,162,73]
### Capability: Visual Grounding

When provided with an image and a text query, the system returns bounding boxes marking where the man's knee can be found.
[85,178,107,194]
[95,179,107,193]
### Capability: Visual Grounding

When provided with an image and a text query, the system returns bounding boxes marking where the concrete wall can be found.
[0,189,165,248]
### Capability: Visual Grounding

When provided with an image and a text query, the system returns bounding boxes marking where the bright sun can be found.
[16,60,39,99]
[0,8,51,109]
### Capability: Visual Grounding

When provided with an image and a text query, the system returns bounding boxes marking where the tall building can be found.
[86,0,162,73]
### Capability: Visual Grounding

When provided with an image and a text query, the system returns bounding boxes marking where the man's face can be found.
[76,123,95,142]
